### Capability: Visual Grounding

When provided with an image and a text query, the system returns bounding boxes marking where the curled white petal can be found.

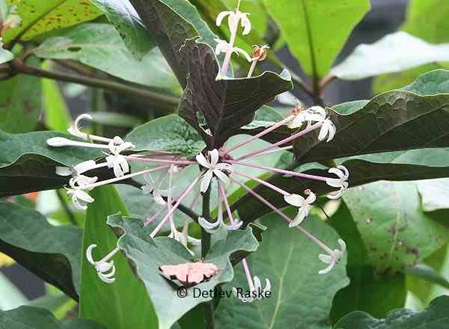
[326,166,349,199]
[200,170,214,193]
[67,114,93,139]
[318,119,336,142]
[232,46,252,62]
[240,13,252,35]
[98,272,116,284]
[318,239,346,275]
[216,11,232,26]
[199,216,220,233]
[86,244,97,265]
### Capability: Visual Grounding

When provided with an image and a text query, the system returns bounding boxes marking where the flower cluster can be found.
[45,3,349,303]
[214,0,269,78]
[47,103,348,292]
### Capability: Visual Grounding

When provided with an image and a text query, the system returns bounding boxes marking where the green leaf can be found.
[0,130,102,196]
[334,296,449,329]
[343,181,449,274]
[80,186,156,329]
[416,179,449,212]
[330,202,406,321]
[3,0,102,43]
[263,0,370,77]
[34,23,178,89]
[107,213,259,329]
[178,39,292,148]
[373,0,449,93]
[129,0,203,87]
[0,306,105,329]
[0,60,41,133]
[215,213,348,329]
[402,0,449,44]
[91,0,153,60]
[41,62,71,132]
[126,114,206,157]
[0,202,83,300]
[294,70,449,163]
[330,32,449,80]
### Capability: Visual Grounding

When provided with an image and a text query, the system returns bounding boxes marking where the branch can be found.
[201,188,215,329]
[7,59,180,109]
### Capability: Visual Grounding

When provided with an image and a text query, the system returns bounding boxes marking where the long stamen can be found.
[127,156,194,166]
[240,146,293,160]
[48,138,111,149]
[218,182,236,226]
[226,115,295,154]
[85,134,114,144]
[99,247,120,263]
[235,122,322,161]
[150,175,201,238]
[247,60,257,78]
[167,165,176,232]
[234,171,289,196]
[81,165,170,190]
[144,206,166,226]
[227,160,328,182]
[230,176,334,254]
[242,258,255,291]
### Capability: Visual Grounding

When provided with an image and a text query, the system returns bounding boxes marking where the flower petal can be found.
[56,166,72,176]
[216,11,231,26]
[284,194,305,207]
[86,244,97,265]
[209,149,219,166]
[200,170,213,193]
[196,152,210,169]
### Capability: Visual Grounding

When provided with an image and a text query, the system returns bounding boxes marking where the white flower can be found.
[288,106,326,129]
[216,10,251,35]
[215,38,252,62]
[198,216,243,233]
[284,189,316,227]
[233,276,271,303]
[196,149,233,193]
[107,136,135,154]
[318,239,346,275]
[86,244,119,284]
[105,137,135,178]
[169,219,201,255]
[318,118,336,142]
[66,188,94,210]
[56,160,97,177]
[66,175,97,210]
[142,173,171,205]
[326,165,349,199]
